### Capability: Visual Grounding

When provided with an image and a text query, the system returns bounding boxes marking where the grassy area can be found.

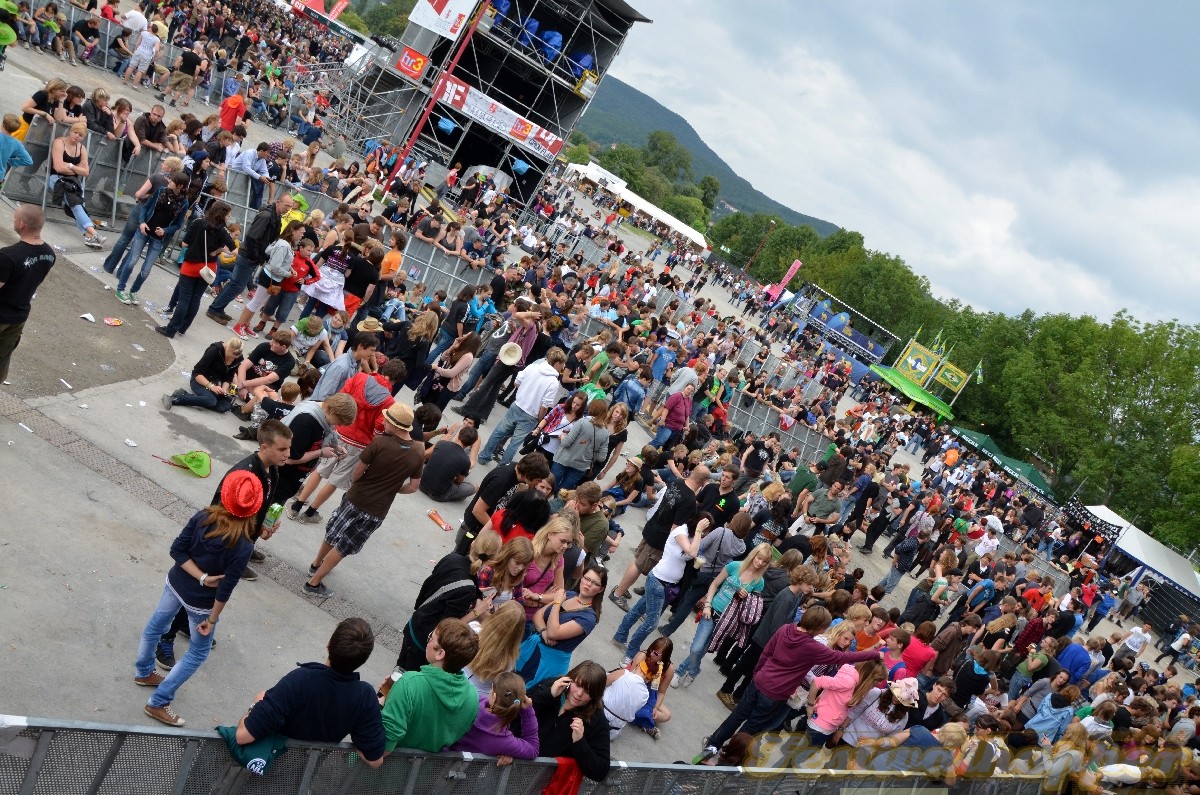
[620,224,662,244]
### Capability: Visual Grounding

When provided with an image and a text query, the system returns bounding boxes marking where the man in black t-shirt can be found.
[609,465,708,610]
[69,17,101,64]
[412,213,441,243]
[452,453,549,555]
[343,247,381,321]
[0,207,56,383]
[160,42,208,106]
[235,330,297,417]
[697,465,741,528]
[419,428,478,503]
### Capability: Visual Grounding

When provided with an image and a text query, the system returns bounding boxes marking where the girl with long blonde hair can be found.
[521,515,575,624]
[464,600,526,697]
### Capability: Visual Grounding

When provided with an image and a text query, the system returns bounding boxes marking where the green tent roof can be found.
[869,364,954,419]
[995,454,1056,501]
[951,425,1056,501]
[952,426,1004,460]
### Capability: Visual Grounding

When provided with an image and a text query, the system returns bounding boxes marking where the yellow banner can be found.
[934,362,969,393]
[894,341,939,386]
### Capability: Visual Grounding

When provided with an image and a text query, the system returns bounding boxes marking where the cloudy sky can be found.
[608,0,1198,322]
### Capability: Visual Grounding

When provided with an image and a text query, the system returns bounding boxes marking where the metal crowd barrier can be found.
[995,535,1070,597]
[725,399,830,465]
[402,237,493,301]
[0,715,1047,795]
[2,118,163,230]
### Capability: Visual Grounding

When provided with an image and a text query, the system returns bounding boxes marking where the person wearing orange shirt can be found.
[944,447,960,468]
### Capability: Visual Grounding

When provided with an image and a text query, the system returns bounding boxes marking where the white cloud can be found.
[609,1,1200,322]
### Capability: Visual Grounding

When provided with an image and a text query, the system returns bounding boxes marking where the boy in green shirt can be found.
[381,618,479,752]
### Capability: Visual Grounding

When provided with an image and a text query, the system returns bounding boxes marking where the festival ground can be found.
[0,42,1139,765]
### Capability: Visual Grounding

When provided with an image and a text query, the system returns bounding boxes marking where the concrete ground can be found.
[0,43,958,766]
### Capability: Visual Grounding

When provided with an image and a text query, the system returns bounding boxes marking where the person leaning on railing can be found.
[233,617,385,768]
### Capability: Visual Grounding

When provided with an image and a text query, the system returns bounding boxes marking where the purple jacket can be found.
[448,695,540,759]
[754,625,879,701]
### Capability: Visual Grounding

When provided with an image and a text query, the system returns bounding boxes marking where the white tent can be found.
[563,161,626,192]
[1087,504,1200,599]
[563,161,707,249]
[611,186,708,249]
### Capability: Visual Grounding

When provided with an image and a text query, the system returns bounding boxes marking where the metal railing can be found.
[402,237,495,301]
[0,715,1047,795]
[2,117,165,231]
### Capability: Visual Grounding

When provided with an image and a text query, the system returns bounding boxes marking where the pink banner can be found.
[766,259,803,301]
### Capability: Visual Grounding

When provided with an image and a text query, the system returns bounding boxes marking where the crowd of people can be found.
[3,8,1200,792]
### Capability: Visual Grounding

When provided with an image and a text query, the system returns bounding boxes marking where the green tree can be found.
[1154,446,1200,550]
[638,167,673,207]
[564,143,591,164]
[568,130,590,146]
[709,212,780,271]
[336,8,370,33]
[698,175,720,211]
[362,0,412,36]
[598,143,644,189]
[644,130,693,184]
[662,195,707,228]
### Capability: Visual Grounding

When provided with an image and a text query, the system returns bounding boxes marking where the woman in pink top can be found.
[805,658,886,747]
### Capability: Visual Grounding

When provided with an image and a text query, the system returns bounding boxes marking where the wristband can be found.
[199,573,208,586]
[204,615,217,624]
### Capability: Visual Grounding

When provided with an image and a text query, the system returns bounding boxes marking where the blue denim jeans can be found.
[708,680,789,750]
[675,611,718,678]
[614,573,669,660]
[877,566,904,595]
[457,348,496,397]
[1008,670,1032,701]
[210,252,257,314]
[479,403,537,465]
[551,461,588,490]
[166,275,207,335]
[173,377,230,411]
[47,175,96,234]
[35,21,55,47]
[262,290,301,324]
[660,574,714,637]
[650,424,680,450]
[103,209,142,273]
[426,327,455,365]
[115,230,166,293]
[133,584,215,707]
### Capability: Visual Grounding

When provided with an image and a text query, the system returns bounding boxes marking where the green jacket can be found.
[382,665,479,753]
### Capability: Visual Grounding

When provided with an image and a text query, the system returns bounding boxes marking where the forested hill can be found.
[578,77,840,236]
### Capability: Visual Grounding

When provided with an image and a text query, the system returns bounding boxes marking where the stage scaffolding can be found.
[324,0,649,206]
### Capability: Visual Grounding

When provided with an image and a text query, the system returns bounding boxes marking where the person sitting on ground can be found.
[233,617,385,768]
[419,426,479,503]
[380,618,480,753]
[163,337,243,413]
[233,330,296,420]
